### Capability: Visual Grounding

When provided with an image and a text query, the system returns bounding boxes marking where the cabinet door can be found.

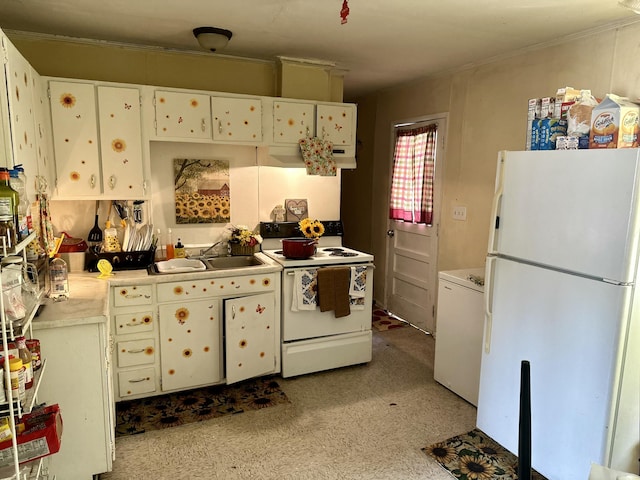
[97,86,145,197]
[155,90,211,139]
[5,39,37,173]
[273,100,315,144]
[211,96,262,143]
[225,292,276,384]
[158,298,222,391]
[316,103,355,148]
[0,36,11,170]
[31,70,54,198]
[49,81,101,195]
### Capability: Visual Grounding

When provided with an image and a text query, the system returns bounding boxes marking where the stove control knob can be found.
[273,224,280,232]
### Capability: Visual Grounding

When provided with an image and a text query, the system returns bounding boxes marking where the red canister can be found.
[26,339,41,371]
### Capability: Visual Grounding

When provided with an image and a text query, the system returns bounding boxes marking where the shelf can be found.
[0,233,36,260]
[0,360,47,419]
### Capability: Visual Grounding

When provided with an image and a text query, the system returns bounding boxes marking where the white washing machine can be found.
[433,267,484,406]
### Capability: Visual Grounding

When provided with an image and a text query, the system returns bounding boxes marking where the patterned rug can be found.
[116,377,290,437]
[372,307,409,331]
[423,429,547,480]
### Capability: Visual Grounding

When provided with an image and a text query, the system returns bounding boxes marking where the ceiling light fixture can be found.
[619,0,640,14]
[193,27,233,52]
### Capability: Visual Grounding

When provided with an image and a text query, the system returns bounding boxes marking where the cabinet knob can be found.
[387,230,395,237]
[90,174,96,189]
[218,120,223,134]
[108,175,117,190]
[201,118,206,132]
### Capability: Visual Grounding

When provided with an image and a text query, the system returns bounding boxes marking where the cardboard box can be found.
[0,404,62,467]
[539,118,567,150]
[589,94,640,149]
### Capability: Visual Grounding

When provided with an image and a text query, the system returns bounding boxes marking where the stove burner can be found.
[330,251,358,257]
[323,248,344,252]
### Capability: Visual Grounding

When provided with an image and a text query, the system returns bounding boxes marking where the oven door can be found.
[282,264,373,341]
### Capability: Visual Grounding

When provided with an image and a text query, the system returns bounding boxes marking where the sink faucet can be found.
[199,241,226,257]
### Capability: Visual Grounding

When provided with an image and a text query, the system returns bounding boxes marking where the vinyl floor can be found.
[99,325,476,480]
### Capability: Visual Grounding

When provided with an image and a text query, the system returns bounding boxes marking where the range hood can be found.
[256,145,357,169]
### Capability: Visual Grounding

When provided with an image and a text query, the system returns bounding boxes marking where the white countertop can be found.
[32,252,282,330]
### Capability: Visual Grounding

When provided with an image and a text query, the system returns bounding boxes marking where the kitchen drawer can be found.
[118,367,156,398]
[156,273,277,301]
[113,285,153,307]
[117,339,156,367]
[114,310,154,335]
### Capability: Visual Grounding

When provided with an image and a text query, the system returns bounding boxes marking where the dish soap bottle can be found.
[49,254,69,302]
[174,238,186,258]
[165,228,174,260]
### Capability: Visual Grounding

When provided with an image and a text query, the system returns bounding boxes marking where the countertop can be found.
[32,252,282,330]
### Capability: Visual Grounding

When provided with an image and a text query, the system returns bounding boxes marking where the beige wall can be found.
[349,22,640,304]
[8,33,344,102]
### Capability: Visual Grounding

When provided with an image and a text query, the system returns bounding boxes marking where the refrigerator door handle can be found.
[484,256,495,353]
[487,151,505,255]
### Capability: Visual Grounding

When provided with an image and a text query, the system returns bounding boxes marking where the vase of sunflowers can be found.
[281,218,325,259]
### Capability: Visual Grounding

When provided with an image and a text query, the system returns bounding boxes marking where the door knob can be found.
[387,230,395,237]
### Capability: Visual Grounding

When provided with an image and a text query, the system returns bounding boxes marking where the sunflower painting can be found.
[174,158,230,224]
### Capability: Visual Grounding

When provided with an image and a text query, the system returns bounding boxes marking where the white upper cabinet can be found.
[4,37,38,177]
[96,85,145,197]
[31,69,54,198]
[49,81,145,198]
[49,81,99,196]
[154,90,211,139]
[0,35,12,170]
[272,100,315,144]
[316,103,356,149]
[211,95,262,143]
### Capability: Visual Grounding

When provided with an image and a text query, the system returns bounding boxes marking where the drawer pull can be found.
[128,377,150,383]
[125,321,146,327]
[127,348,145,354]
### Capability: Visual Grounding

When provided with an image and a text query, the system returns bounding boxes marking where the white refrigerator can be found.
[478,149,640,480]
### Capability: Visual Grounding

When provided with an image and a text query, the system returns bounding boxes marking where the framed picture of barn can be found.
[173,158,230,224]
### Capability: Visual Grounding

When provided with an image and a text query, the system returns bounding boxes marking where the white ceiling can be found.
[0,0,639,99]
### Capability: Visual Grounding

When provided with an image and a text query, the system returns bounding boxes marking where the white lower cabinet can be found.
[225,292,276,384]
[35,320,113,480]
[110,284,159,401]
[158,298,222,391]
[111,271,281,401]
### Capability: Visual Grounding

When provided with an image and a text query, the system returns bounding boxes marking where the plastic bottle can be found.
[15,337,33,390]
[7,357,24,401]
[49,254,69,302]
[165,228,175,260]
[0,169,19,248]
[174,238,185,258]
[9,166,31,240]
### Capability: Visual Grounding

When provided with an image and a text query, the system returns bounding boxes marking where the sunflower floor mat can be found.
[422,428,547,480]
[116,377,290,436]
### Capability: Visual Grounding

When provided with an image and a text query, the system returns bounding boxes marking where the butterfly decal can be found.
[178,116,183,124]
[256,304,266,314]
[124,103,132,110]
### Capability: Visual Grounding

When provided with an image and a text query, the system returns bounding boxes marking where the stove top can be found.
[263,246,374,267]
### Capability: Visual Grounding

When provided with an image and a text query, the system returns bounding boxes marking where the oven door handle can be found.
[285,263,375,275]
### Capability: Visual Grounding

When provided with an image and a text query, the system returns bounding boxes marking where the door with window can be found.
[385,116,445,333]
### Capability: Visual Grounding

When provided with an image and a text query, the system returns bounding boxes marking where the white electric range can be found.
[260,221,374,378]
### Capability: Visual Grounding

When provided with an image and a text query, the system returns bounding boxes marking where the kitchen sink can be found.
[204,255,263,269]
[149,255,263,275]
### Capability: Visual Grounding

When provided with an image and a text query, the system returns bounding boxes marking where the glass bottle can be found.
[49,254,69,302]
[165,228,175,260]
[15,336,33,389]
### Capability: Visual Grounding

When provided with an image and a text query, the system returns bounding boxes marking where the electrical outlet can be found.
[453,206,467,221]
